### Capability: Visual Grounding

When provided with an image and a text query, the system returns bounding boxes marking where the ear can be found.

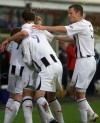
[77,11,81,16]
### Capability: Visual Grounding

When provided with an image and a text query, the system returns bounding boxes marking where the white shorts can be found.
[7,74,23,94]
[70,56,96,91]
[35,62,63,92]
[22,66,37,90]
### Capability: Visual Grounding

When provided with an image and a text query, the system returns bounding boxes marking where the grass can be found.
[0,98,100,123]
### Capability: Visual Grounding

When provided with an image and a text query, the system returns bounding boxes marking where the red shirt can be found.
[66,43,76,70]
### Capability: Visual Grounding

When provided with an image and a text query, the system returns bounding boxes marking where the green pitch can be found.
[0,99,100,123]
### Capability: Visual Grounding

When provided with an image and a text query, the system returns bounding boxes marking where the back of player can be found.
[22,29,64,123]
[22,31,62,92]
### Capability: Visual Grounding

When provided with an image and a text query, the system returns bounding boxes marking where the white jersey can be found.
[21,26,62,92]
[7,41,25,94]
[21,23,55,70]
[22,32,60,72]
[7,41,25,76]
[22,23,54,43]
[65,19,96,91]
[65,19,95,58]
[21,23,55,88]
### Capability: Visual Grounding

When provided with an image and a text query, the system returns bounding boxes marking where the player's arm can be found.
[54,35,74,42]
[33,25,67,33]
[22,41,33,68]
[44,30,54,43]
[2,30,28,47]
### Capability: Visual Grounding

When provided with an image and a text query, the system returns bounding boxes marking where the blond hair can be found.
[34,16,42,24]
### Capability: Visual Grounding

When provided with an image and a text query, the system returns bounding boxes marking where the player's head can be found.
[21,9,35,22]
[34,16,42,25]
[10,27,21,36]
[10,27,22,42]
[68,4,83,23]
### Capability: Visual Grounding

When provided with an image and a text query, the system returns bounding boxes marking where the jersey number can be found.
[89,25,94,39]
[31,35,40,43]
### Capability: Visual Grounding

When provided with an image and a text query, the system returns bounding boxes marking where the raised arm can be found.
[33,25,67,33]
[2,30,28,46]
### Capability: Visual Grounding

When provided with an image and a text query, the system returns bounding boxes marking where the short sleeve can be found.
[22,23,33,35]
[65,21,85,36]
[43,30,54,43]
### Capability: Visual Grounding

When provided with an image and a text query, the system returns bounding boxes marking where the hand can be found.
[2,39,9,46]
[32,24,47,30]
[0,40,9,52]
[0,44,6,52]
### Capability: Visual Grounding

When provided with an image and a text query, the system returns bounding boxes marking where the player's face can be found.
[68,8,79,23]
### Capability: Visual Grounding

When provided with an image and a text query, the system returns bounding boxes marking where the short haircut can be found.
[22,9,35,21]
[69,4,83,16]
[10,27,21,36]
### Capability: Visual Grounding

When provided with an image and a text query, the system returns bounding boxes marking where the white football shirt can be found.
[22,32,60,72]
[7,41,25,76]
[65,19,95,58]
[22,23,54,43]
[21,23,55,70]
[7,41,25,66]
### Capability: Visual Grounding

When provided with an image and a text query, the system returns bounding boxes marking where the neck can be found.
[77,16,83,22]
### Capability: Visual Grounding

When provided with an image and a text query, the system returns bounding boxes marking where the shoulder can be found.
[22,23,30,29]
[81,19,93,26]
[22,23,34,30]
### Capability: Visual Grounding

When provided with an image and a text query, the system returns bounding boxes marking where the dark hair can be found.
[10,27,21,36]
[69,4,83,16]
[22,9,35,21]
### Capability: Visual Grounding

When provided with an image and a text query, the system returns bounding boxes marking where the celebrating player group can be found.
[0,4,99,123]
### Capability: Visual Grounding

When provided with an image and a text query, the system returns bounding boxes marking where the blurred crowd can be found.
[0,8,23,33]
